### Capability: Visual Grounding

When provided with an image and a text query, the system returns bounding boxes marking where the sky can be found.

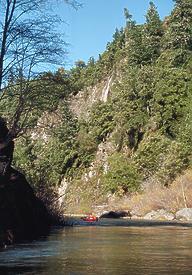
[57,0,174,69]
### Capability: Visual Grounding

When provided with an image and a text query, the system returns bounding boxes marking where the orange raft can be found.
[81,214,98,222]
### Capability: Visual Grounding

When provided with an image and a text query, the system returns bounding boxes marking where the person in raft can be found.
[0,118,16,182]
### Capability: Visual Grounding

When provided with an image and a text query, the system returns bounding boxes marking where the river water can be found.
[0,219,192,275]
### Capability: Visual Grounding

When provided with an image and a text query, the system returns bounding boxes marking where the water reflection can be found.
[0,220,192,274]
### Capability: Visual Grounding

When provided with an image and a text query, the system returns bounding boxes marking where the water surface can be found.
[0,219,192,275]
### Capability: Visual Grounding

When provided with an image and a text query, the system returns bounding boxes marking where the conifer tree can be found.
[143,1,163,63]
[164,0,192,50]
[124,9,144,66]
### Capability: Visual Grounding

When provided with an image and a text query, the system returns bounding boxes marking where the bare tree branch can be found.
[0,0,80,135]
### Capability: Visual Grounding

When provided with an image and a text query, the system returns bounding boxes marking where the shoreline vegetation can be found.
[63,170,192,222]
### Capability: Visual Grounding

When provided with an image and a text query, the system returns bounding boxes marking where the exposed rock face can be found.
[144,209,175,221]
[101,76,113,102]
[0,168,49,247]
[176,208,192,221]
[100,210,132,219]
[70,75,114,119]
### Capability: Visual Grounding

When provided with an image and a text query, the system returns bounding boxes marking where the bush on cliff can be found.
[102,152,141,195]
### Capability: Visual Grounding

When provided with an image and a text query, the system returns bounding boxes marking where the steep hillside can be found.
[1,0,192,215]
[70,75,114,119]
[63,0,192,213]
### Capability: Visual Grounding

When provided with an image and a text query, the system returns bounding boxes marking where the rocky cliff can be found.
[9,0,192,217]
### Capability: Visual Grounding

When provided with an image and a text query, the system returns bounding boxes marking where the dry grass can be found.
[113,170,192,216]
[61,170,192,217]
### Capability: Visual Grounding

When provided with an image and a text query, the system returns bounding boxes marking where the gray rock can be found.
[176,208,192,221]
[144,209,175,221]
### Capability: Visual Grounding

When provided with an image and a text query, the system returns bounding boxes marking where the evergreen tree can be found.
[124,9,144,66]
[112,68,150,150]
[87,57,95,67]
[143,1,163,63]
[151,68,190,137]
[124,8,135,29]
[75,60,86,69]
[164,0,192,50]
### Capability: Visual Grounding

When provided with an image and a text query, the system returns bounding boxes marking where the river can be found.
[0,219,192,275]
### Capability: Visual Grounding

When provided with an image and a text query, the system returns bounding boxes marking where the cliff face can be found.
[12,57,190,215]
[21,74,118,214]
[60,64,191,213]
[70,75,113,119]
[60,73,124,213]
[62,138,116,213]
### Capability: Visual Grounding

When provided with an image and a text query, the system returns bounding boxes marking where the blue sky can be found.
[57,0,174,69]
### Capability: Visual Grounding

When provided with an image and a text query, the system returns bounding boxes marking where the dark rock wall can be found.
[0,168,49,247]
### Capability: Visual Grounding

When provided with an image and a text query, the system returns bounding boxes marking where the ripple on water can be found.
[0,220,192,274]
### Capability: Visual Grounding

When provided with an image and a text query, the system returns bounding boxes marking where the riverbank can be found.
[64,216,192,228]
[65,211,192,226]
[64,170,192,223]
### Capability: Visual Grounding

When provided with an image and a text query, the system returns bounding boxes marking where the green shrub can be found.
[88,101,115,143]
[134,133,171,177]
[103,152,141,195]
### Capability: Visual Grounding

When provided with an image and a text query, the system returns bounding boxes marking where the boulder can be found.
[175,208,192,221]
[0,168,50,247]
[144,209,175,221]
[100,210,132,219]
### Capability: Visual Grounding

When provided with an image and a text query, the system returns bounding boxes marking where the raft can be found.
[81,215,98,222]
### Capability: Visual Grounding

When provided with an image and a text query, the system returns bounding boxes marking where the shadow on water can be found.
[1,219,192,274]
[0,266,43,275]
[72,218,192,228]
[0,235,49,274]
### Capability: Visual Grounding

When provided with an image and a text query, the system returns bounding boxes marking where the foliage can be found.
[13,103,79,187]
[0,0,80,134]
[163,0,192,50]
[76,121,98,166]
[134,132,191,185]
[151,67,190,137]
[0,70,71,131]
[102,152,141,195]
[112,67,152,149]
[2,0,192,203]
[133,133,171,178]
[142,1,164,63]
[87,101,115,143]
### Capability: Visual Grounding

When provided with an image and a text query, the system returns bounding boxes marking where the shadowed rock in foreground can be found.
[0,168,49,247]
